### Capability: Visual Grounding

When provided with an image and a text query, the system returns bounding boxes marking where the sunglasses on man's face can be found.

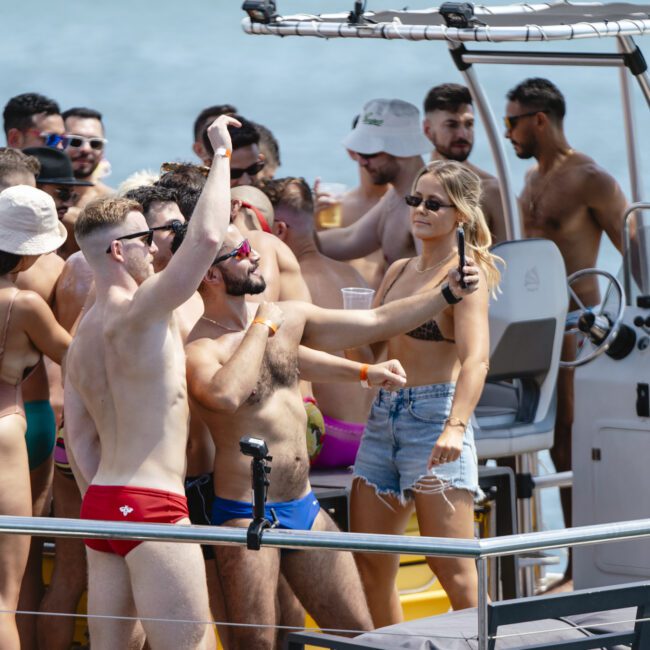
[28,130,68,148]
[404,195,454,212]
[503,110,547,131]
[105,229,155,254]
[53,187,79,203]
[65,134,107,151]
[150,220,185,234]
[213,239,252,265]
[230,160,265,181]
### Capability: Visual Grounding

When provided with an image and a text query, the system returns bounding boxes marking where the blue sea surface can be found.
[1,1,648,542]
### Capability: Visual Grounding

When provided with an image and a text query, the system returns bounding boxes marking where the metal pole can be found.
[618,36,650,111]
[449,42,521,240]
[478,557,489,650]
[617,38,642,203]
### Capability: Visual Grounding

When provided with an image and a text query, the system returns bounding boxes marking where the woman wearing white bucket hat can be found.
[0,185,70,650]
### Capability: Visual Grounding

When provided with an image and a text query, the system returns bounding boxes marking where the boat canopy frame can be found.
[243,2,650,242]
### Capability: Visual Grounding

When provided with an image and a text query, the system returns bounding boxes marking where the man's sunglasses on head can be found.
[213,239,252,265]
[230,160,265,181]
[65,134,107,151]
[105,229,155,254]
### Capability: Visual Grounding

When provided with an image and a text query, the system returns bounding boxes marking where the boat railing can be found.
[2,513,650,649]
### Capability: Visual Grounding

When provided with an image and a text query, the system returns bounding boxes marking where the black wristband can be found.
[442,283,462,305]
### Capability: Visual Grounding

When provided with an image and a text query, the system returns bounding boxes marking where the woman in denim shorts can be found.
[350,161,502,624]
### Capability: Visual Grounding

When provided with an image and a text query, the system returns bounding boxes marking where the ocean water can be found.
[1,1,648,541]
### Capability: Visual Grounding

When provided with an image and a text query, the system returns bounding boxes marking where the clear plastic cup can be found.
[317,182,347,229]
[341,287,375,309]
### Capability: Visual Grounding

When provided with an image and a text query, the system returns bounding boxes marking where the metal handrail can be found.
[2,513,650,560]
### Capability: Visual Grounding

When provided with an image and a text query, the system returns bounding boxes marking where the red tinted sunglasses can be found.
[213,239,252,265]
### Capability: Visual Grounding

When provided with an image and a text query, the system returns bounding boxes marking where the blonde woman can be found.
[350,161,501,625]
[0,186,71,650]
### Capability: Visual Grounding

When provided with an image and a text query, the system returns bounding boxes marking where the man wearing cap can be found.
[318,98,430,265]
[24,147,93,260]
[0,185,70,650]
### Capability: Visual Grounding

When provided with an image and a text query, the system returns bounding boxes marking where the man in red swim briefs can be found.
[63,115,237,650]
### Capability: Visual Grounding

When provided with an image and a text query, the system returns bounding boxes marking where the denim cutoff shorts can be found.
[353,383,481,501]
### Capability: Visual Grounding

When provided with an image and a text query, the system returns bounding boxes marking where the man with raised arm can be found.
[184,221,479,649]
[64,115,237,650]
[504,77,628,579]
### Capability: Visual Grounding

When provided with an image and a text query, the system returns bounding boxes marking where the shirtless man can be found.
[266,177,375,466]
[317,99,431,265]
[504,77,628,572]
[424,83,506,243]
[184,223,478,648]
[64,115,236,649]
[3,92,65,149]
[63,107,114,203]
[0,147,66,650]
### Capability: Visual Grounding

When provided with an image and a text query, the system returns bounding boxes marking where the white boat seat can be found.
[474,239,568,459]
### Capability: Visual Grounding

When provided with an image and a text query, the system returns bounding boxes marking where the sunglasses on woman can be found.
[213,239,252,265]
[404,195,454,212]
[65,134,107,150]
[230,160,265,180]
[105,230,155,254]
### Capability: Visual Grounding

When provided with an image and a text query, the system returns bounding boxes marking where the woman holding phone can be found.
[0,186,71,649]
[350,160,502,625]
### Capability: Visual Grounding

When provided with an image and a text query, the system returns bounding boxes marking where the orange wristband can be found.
[359,364,370,389]
[214,146,231,159]
[252,318,277,335]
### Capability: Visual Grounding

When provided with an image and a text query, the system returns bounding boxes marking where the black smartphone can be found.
[457,227,466,289]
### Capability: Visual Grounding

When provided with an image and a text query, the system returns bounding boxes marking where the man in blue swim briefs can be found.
[183,212,480,649]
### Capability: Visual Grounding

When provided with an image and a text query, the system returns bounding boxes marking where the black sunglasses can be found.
[404,195,454,212]
[105,229,154,254]
[503,110,548,130]
[230,160,265,180]
[150,220,184,234]
[54,187,79,203]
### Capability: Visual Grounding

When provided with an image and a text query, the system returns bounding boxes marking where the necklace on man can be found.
[415,249,456,274]
[528,148,574,216]
[201,314,249,332]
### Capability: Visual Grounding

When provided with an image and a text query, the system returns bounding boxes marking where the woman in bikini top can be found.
[350,161,503,623]
[0,185,70,650]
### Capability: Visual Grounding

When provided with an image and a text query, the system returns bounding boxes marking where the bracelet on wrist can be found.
[252,318,277,336]
[444,416,467,430]
[441,283,462,305]
[359,364,370,389]
[214,146,231,159]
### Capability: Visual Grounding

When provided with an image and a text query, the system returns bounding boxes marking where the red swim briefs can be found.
[80,484,189,556]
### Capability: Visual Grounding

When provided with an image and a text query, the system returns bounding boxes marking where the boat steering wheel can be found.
[560,269,626,368]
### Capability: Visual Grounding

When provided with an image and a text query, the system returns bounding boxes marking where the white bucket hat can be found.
[342,98,431,157]
[0,185,68,255]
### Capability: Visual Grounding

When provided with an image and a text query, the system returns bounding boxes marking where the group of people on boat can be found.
[0,76,628,650]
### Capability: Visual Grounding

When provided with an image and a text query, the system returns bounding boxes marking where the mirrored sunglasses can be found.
[213,239,252,265]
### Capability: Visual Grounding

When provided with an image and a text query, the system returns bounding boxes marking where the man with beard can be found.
[63,107,113,203]
[423,84,506,243]
[64,115,236,650]
[317,99,431,265]
[504,77,628,579]
[184,222,479,649]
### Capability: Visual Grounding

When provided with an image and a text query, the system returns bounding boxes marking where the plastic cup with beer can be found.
[341,287,375,309]
[317,182,347,229]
